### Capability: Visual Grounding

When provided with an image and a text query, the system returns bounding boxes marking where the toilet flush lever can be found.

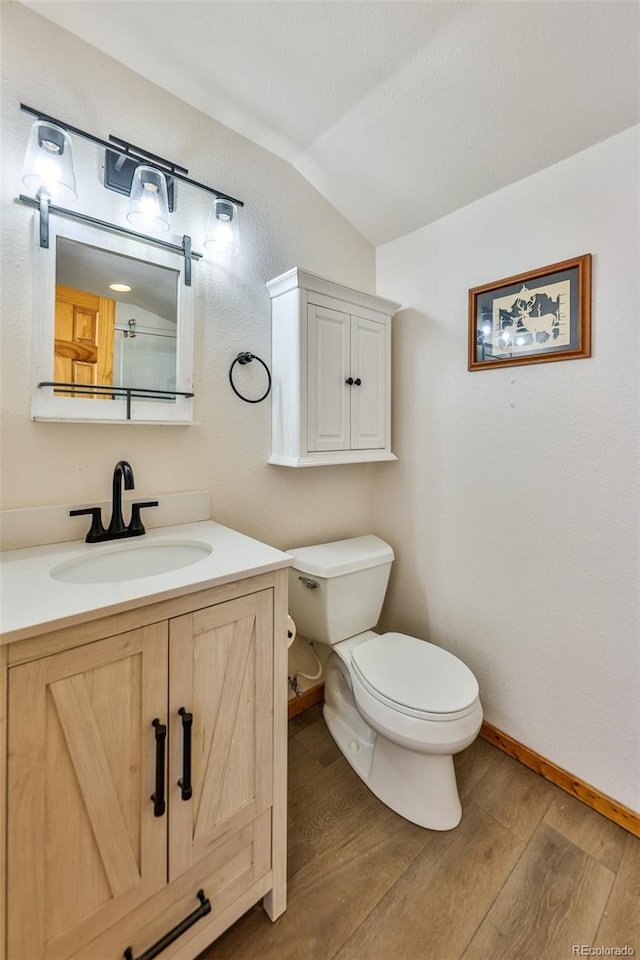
[298,576,319,589]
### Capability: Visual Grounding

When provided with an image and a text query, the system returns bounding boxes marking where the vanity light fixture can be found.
[126,164,170,233]
[21,118,78,248]
[21,119,78,205]
[204,197,240,255]
[18,103,244,281]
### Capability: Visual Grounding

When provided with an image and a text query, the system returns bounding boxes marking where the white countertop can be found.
[0,520,292,645]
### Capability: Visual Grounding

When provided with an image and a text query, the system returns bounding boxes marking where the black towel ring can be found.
[228,351,272,404]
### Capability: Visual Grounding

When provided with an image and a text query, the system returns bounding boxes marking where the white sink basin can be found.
[50,539,213,584]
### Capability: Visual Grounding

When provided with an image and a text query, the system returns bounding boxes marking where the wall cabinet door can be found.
[7,624,168,960]
[307,303,387,453]
[350,313,387,450]
[307,303,351,452]
[168,590,274,879]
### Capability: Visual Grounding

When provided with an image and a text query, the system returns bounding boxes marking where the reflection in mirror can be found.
[31,214,194,423]
[55,238,179,403]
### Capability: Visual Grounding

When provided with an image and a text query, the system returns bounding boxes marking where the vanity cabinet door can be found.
[168,590,274,880]
[7,624,168,960]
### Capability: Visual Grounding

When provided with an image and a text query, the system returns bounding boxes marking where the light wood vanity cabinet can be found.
[3,572,287,960]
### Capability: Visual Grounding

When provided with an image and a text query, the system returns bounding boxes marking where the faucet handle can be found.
[128,501,159,537]
[70,507,106,543]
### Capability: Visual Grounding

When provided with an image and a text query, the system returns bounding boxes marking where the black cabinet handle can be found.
[150,718,166,817]
[177,707,193,801]
[123,889,211,960]
[345,377,354,385]
[354,378,362,386]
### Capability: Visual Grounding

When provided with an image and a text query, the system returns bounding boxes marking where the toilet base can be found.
[323,651,472,831]
[368,732,462,830]
[324,701,462,830]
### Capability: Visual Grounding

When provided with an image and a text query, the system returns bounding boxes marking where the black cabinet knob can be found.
[345,377,354,385]
[354,378,362,386]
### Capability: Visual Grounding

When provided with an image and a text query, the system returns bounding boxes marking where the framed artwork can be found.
[468,254,591,371]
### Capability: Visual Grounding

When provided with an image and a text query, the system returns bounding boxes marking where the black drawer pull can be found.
[123,889,211,960]
[150,718,166,817]
[178,707,193,801]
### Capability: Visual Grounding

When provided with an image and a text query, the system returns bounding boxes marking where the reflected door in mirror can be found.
[55,284,115,397]
[31,215,194,422]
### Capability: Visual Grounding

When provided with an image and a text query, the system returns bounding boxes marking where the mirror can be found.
[31,215,194,423]
[55,238,179,401]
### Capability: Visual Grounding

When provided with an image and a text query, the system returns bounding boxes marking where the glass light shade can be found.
[204,198,240,255]
[126,165,170,233]
[22,120,77,204]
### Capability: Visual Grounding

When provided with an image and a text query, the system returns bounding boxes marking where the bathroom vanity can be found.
[0,521,291,960]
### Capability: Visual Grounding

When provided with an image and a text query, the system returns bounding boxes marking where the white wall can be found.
[3,4,637,812]
[0,3,377,550]
[375,126,640,810]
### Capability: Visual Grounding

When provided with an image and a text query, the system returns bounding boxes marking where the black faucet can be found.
[108,460,135,536]
[70,460,158,543]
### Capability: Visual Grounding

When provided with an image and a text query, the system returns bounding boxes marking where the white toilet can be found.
[287,535,483,830]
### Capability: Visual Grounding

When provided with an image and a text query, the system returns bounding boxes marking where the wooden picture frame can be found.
[468,254,591,371]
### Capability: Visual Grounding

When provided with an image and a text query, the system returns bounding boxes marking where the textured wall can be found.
[375,127,640,810]
[0,3,376,550]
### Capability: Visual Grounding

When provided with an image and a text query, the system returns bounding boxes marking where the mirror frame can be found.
[31,213,194,423]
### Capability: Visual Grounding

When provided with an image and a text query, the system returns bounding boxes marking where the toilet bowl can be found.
[288,536,483,831]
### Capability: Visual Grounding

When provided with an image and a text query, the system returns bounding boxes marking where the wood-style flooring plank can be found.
[463,823,615,960]
[287,703,323,738]
[470,747,556,842]
[200,802,430,960]
[334,800,524,960]
[544,791,629,873]
[595,832,640,953]
[288,752,391,860]
[286,817,316,881]
[292,716,342,768]
[287,731,327,797]
[454,734,499,801]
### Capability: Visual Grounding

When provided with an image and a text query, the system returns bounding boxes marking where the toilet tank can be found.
[287,535,394,645]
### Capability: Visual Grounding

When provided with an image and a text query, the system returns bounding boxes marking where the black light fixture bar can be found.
[20,103,244,208]
[104,147,178,212]
[38,382,194,421]
[18,194,201,283]
[108,134,189,178]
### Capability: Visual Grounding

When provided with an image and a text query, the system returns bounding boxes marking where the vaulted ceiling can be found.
[22,1,640,245]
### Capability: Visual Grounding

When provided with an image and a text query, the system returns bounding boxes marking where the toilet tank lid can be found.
[286,535,394,578]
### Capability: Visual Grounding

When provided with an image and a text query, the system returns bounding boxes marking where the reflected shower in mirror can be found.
[55,237,179,403]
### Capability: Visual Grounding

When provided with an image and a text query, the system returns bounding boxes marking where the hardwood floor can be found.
[199,704,639,960]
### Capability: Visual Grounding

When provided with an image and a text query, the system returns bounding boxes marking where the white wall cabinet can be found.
[267,268,399,467]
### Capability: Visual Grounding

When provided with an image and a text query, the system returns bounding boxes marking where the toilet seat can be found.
[351,632,479,722]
